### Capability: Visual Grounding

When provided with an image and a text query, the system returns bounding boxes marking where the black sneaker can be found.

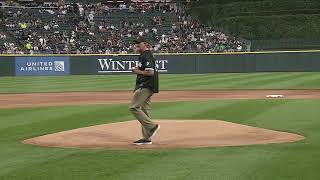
[147,124,160,139]
[133,138,152,145]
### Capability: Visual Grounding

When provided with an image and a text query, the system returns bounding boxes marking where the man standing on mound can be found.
[130,38,160,145]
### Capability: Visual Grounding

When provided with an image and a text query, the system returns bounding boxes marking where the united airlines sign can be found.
[15,57,70,76]
[97,58,169,73]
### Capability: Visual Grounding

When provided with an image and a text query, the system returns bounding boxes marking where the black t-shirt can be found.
[135,50,159,93]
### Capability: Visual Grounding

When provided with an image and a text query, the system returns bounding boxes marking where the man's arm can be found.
[132,67,154,76]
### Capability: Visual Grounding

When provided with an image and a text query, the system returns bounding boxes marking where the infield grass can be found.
[0,100,319,180]
[0,72,320,93]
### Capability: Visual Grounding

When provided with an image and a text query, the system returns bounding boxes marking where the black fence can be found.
[1,50,320,76]
[0,57,15,76]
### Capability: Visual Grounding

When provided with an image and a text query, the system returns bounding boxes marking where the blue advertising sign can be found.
[15,56,70,76]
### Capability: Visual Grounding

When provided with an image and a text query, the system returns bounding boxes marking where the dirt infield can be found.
[2,89,320,108]
[23,120,304,150]
[16,90,309,149]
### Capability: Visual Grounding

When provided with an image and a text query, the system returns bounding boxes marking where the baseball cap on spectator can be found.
[133,38,149,44]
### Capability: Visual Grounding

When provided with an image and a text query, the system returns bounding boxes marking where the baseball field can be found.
[1,72,320,180]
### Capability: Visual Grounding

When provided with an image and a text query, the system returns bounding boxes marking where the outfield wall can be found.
[1,50,320,76]
[0,57,15,76]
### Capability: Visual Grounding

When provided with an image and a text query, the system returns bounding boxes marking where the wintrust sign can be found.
[97,58,168,73]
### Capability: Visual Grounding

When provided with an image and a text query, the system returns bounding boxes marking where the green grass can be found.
[1,72,320,93]
[0,100,320,180]
[1,72,320,179]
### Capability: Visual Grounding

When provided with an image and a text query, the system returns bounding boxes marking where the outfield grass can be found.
[0,100,319,180]
[1,72,320,93]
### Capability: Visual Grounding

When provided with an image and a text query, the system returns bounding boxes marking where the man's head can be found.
[134,38,149,53]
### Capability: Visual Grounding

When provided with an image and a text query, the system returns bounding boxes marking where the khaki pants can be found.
[130,88,157,140]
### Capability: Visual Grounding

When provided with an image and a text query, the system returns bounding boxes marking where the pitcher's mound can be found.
[23,120,304,149]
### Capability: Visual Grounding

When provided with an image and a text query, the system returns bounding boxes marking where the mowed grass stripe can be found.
[2,73,320,93]
[176,73,280,89]
[1,150,167,180]
[0,148,78,177]
[0,106,110,130]
[0,76,135,93]
[201,72,308,89]
[152,101,236,119]
[253,73,320,89]
[162,73,268,89]
[0,105,131,140]
[235,72,320,89]
[103,148,279,180]
[295,76,320,88]
[188,100,287,122]
[0,75,134,93]
[161,73,249,86]
[247,100,320,137]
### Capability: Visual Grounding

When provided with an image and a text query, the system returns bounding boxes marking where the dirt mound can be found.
[23,120,304,150]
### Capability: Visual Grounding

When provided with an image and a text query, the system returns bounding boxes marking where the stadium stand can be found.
[0,0,247,54]
[190,0,320,40]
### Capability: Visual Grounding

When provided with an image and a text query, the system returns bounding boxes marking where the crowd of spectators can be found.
[0,1,247,54]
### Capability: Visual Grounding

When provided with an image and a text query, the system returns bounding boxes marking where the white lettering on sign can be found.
[98,58,169,73]
[19,61,64,72]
